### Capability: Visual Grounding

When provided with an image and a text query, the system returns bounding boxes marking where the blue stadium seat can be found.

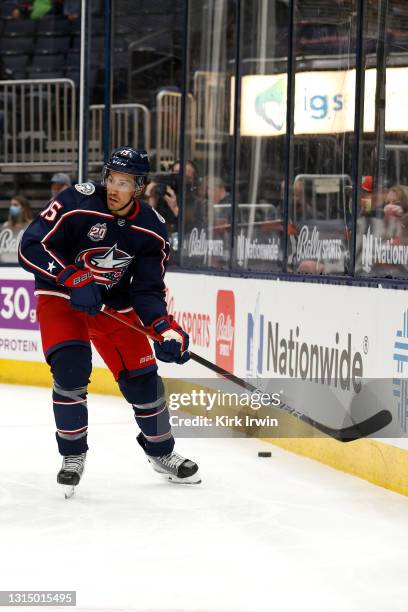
[27,69,61,79]
[36,36,71,54]
[36,16,71,36]
[4,19,37,36]
[31,54,65,72]
[0,37,33,54]
[2,53,29,74]
[0,2,18,18]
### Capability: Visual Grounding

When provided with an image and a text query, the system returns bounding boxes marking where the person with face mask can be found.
[0,195,33,263]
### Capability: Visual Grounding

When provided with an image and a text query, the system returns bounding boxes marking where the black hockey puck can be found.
[258,451,272,457]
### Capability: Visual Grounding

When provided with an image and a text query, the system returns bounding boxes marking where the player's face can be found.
[106,171,137,215]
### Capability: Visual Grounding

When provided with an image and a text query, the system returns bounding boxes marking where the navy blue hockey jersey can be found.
[19,182,170,325]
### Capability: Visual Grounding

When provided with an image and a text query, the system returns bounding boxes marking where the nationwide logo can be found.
[166,290,210,348]
[392,309,408,432]
[246,298,364,393]
[216,290,235,372]
[236,231,280,266]
[296,226,343,263]
[362,226,408,273]
[255,78,286,131]
[246,293,264,378]
[187,228,224,263]
[76,244,133,288]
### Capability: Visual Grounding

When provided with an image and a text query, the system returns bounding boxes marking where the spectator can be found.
[201,175,231,226]
[201,175,231,206]
[292,179,315,224]
[145,160,204,244]
[12,0,70,19]
[51,172,71,197]
[12,1,52,19]
[0,195,33,263]
[63,0,80,21]
[383,184,408,242]
[170,160,205,229]
[359,175,391,216]
[144,177,179,235]
[359,175,373,213]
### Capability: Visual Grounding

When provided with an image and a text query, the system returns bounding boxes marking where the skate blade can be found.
[62,485,76,499]
[156,469,202,485]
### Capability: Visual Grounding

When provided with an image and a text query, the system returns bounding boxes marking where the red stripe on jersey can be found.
[42,210,114,245]
[127,200,140,221]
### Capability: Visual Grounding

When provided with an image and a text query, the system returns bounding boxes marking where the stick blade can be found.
[313,409,393,443]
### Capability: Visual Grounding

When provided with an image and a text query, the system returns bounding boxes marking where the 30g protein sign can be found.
[0,280,38,330]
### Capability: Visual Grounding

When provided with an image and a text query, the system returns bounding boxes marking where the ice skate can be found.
[57,453,87,498]
[137,433,201,484]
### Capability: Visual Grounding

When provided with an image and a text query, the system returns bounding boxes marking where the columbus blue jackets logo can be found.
[76,244,133,288]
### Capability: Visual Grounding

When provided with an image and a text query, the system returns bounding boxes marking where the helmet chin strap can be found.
[113,196,134,213]
[112,187,144,214]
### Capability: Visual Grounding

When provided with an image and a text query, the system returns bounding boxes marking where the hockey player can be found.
[19,147,200,495]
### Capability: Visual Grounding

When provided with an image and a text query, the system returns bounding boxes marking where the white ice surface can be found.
[0,383,408,612]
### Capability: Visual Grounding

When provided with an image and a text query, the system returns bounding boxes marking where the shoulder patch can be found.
[75,182,95,196]
[152,208,165,224]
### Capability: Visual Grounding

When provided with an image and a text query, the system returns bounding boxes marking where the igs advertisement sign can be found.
[239,67,408,137]
[216,290,235,373]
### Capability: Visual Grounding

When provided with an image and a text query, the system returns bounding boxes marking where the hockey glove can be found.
[56,262,102,316]
[150,315,190,364]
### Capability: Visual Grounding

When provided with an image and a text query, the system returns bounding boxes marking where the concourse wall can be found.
[1,267,408,495]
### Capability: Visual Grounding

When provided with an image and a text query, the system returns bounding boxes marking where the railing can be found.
[193,70,228,144]
[0,78,76,172]
[89,103,151,168]
[156,89,195,170]
[0,80,152,172]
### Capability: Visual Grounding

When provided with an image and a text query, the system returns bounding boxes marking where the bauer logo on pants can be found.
[216,290,235,373]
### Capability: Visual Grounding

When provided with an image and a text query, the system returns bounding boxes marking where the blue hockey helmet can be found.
[103,147,150,189]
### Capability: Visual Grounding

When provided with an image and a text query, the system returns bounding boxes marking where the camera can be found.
[152,173,180,199]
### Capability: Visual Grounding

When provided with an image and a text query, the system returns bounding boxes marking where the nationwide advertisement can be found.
[2,267,408,449]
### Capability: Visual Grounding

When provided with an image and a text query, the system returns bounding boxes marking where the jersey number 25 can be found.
[40,200,63,222]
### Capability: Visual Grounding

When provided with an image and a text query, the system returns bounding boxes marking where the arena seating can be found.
[0,1,182,105]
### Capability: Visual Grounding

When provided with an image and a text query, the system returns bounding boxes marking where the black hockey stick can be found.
[102,308,392,442]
